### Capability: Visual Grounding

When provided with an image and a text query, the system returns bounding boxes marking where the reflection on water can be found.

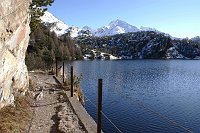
[65,60,200,133]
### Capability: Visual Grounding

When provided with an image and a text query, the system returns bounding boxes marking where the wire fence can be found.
[84,94,123,133]
[62,64,193,133]
[84,89,193,133]
[110,85,193,133]
[58,64,123,132]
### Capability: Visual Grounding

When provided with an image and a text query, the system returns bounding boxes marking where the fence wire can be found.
[84,90,193,133]
[84,94,123,133]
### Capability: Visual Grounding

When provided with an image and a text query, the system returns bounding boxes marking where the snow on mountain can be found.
[82,26,95,33]
[40,11,80,37]
[77,26,95,37]
[94,19,139,37]
[40,11,165,38]
[140,26,159,32]
[40,11,60,24]
[109,19,139,32]
[191,36,200,43]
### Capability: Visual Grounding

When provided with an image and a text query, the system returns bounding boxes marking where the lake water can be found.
[65,60,200,133]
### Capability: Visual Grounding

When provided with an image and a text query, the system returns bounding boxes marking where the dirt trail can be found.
[28,72,85,133]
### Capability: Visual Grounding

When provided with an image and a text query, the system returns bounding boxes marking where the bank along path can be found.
[28,71,86,133]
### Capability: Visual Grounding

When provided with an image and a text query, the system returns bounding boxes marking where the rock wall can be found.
[0,0,31,108]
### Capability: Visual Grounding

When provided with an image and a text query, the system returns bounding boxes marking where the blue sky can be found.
[48,0,200,38]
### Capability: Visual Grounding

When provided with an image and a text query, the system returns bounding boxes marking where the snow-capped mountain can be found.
[94,19,140,37]
[40,11,162,37]
[40,11,80,37]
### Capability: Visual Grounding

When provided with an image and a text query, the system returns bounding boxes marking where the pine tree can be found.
[30,0,54,32]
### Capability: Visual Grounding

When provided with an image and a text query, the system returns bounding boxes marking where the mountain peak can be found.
[110,19,126,23]
[41,11,61,24]
[40,11,80,37]
[94,19,139,37]
[109,19,130,27]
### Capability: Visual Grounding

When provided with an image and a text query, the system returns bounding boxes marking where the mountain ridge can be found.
[41,11,199,39]
[40,11,165,38]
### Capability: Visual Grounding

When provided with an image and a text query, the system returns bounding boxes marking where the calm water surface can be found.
[65,60,200,133]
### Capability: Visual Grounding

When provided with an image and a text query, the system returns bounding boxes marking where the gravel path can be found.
[28,72,85,133]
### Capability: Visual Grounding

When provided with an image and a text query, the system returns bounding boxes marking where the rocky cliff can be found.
[0,0,31,108]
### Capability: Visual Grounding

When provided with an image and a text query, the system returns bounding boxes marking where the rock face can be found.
[0,0,31,108]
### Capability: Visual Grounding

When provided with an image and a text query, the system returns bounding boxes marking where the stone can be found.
[35,91,44,101]
[0,0,31,108]
[57,104,85,133]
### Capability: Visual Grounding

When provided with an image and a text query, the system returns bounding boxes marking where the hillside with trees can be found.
[26,0,82,70]
[26,23,82,70]
[75,31,200,59]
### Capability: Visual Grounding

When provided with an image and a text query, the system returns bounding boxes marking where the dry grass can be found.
[0,94,33,133]
[74,87,84,106]
[29,78,38,91]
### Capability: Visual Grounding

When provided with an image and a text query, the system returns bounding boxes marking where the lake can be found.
[65,60,200,133]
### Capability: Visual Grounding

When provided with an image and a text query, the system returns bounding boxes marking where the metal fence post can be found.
[97,79,102,133]
[71,66,73,97]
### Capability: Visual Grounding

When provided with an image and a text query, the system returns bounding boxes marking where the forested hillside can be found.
[75,31,200,59]
[26,23,82,70]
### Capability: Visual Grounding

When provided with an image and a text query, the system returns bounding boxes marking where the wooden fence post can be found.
[71,66,73,97]
[63,62,65,83]
[97,79,103,133]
